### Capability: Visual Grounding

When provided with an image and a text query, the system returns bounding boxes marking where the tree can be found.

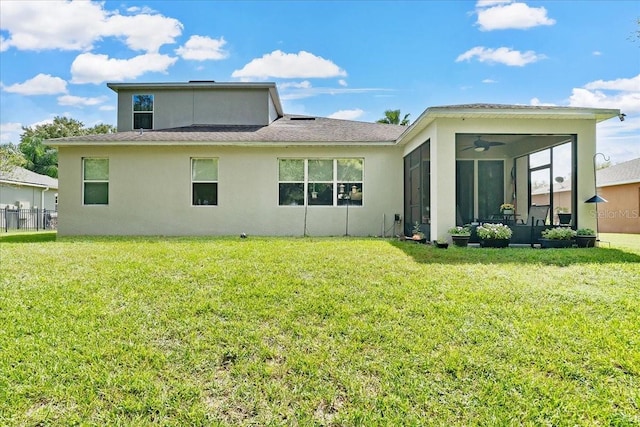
[0,143,26,174]
[18,116,115,178]
[376,109,410,126]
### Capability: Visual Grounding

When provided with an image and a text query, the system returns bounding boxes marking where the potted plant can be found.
[575,228,596,248]
[448,225,471,247]
[540,227,576,248]
[476,223,512,248]
[500,203,515,215]
[411,221,426,242]
[433,238,449,249]
[555,207,572,226]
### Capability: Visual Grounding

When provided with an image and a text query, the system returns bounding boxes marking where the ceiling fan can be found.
[462,136,506,152]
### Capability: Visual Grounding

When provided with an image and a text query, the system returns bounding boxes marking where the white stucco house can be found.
[49,81,621,242]
[0,166,58,211]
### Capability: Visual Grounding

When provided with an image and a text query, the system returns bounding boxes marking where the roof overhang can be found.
[396,104,622,145]
[0,178,57,189]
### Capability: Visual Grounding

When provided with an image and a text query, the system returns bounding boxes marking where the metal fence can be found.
[1,208,58,232]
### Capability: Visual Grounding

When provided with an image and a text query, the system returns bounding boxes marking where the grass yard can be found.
[1,233,639,425]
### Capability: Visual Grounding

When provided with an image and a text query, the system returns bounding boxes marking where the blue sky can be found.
[1,0,639,163]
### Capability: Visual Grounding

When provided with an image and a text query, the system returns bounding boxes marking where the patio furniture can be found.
[515,205,551,247]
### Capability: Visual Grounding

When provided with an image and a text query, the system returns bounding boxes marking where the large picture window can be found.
[192,158,218,206]
[278,158,363,206]
[133,94,153,130]
[83,158,109,205]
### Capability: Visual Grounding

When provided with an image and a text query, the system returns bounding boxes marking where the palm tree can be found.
[376,109,410,126]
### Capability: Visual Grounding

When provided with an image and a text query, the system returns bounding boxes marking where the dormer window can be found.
[133,94,153,130]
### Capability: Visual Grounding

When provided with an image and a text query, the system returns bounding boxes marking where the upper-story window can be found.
[133,94,153,130]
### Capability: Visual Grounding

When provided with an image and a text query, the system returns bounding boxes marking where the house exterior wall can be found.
[401,117,599,239]
[0,183,57,210]
[115,88,273,131]
[57,145,403,236]
[596,183,640,233]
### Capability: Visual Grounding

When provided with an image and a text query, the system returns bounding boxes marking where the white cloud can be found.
[0,35,8,52]
[0,1,182,52]
[2,74,67,95]
[103,13,183,53]
[569,88,640,114]
[529,97,556,106]
[476,1,555,31]
[175,36,228,61]
[456,46,545,66]
[0,122,24,143]
[328,109,364,120]
[279,81,312,90]
[592,51,602,56]
[482,78,498,83]
[563,74,640,164]
[584,75,640,92]
[232,50,347,80]
[70,53,178,84]
[99,105,116,111]
[57,95,109,107]
[338,79,348,87]
[0,1,105,51]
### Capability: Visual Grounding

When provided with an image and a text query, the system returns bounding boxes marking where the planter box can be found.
[575,236,596,248]
[451,235,470,247]
[539,238,574,249]
[480,238,510,248]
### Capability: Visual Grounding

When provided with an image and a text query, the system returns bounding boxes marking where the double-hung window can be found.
[192,158,218,206]
[278,158,363,206]
[83,158,109,205]
[337,159,363,206]
[278,159,305,206]
[133,94,153,130]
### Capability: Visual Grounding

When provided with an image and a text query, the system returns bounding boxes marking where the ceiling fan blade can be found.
[488,141,505,147]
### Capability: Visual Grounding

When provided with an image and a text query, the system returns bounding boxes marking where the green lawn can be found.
[1,234,639,425]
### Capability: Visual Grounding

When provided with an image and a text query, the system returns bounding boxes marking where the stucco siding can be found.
[0,184,57,210]
[57,145,403,236]
[401,117,599,238]
[116,88,271,131]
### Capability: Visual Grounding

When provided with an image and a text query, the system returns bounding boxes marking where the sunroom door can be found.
[456,159,504,222]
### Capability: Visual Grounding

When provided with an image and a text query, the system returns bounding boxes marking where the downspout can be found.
[41,187,49,229]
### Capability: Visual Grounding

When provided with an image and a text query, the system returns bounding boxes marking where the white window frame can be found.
[191,158,219,206]
[82,158,109,206]
[132,94,154,130]
[278,158,364,207]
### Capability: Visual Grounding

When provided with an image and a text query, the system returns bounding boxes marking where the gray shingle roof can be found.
[49,115,406,146]
[597,157,640,186]
[0,166,58,189]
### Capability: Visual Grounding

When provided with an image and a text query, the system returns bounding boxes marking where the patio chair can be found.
[516,205,550,247]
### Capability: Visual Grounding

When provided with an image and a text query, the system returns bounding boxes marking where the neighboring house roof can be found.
[48,115,406,147]
[0,166,58,189]
[597,157,640,187]
[528,158,640,195]
[397,103,621,145]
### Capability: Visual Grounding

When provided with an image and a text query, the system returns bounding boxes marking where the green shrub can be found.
[542,227,577,240]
